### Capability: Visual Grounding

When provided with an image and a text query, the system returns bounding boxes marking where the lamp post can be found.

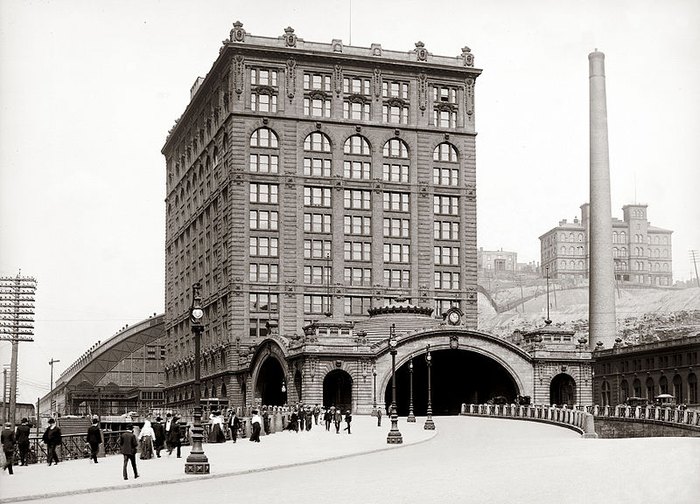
[424,344,435,430]
[386,323,403,444]
[371,363,377,416]
[185,282,210,474]
[407,354,416,422]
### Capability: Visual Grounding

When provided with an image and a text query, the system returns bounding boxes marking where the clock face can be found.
[448,311,460,325]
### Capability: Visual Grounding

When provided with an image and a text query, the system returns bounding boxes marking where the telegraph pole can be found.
[0,273,37,426]
[690,250,700,288]
[49,358,60,415]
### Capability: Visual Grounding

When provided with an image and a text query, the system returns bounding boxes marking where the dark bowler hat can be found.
[156,416,163,421]
[126,423,134,430]
[48,418,56,424]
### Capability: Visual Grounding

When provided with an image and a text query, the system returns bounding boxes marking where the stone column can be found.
[588,50,617,350]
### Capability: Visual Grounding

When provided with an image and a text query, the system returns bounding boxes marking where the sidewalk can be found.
[0,416,436,503]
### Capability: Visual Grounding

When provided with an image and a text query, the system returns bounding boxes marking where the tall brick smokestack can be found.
[588,50,617,349]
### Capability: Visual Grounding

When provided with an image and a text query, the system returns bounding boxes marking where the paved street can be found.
[1,415,698,503]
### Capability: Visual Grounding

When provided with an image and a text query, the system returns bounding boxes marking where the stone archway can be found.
[254,357,287,406]
[550,373,576,406]
[323,369,353,412]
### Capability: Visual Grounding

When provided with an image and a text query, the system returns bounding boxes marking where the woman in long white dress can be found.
[138,419,155,459]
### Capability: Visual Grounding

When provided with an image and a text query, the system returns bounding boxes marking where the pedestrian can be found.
[228,409,241,442]
[15,418,31,466]
[286,409,299,432]
[119,424,139,480]
[165,413,181,458]
[333,407,342,434]
[262,407,270,435]
[297,406,305,433]
[323,407,332,431]
[42,418,62,466]
[208,411,226,443]
[1,422,15,475]
[138,419,155,459]
[86,417,102,463]
[313,404,320,425]
[249,410,262,442]
[344,410,352,434]
[152,417,165,457]
[376,407,382,427]
[305,405,312,431]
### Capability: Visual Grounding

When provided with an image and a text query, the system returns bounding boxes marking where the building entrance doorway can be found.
[323,369,353,412]
[550,373,576,406]
[255,357,287,406]
[384,349,518,416]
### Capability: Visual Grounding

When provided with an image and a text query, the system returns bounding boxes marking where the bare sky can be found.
[1,0,699,403]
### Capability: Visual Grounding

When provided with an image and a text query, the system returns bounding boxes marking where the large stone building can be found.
[539,203,673,285]
[477,247,517,273]
[160,24,593,415]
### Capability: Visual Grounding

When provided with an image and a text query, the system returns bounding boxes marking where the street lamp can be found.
[371,363,377,416]
[185,282,210,474]
[407,354,416,422]
[386,323,403,444]
[424,344,435,430]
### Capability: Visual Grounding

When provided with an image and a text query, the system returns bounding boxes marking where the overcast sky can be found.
[1,0,699,403]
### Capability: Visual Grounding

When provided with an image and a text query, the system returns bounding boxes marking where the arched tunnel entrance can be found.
[255,357,287,406]
[323,369,353,413]
[384,349,519,415]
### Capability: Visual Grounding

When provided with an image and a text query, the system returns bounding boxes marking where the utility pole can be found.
[2,367,7,423]
[0,273,37,426]
[49,358,60,415]
[690,250,700,288]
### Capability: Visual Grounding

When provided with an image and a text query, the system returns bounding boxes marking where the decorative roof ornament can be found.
[461,46,474,67]
[230,20,246,43]
[414,41,428,62]
[283,26,297,47]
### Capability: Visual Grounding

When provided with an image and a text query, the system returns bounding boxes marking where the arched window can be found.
[659,375,668,395]
[613,232,618,243]
[213,146,219,166]
[632,378,641,397]
[250,128,279,174]
[645,377,655,400]
[688,374,697,404]
[304,132,331,152]
[601,381,611,406]
[304,132,332,177]
[211,384,217,398]
[433,142,458,162]
[383,139,410,183]
[673,375,683,403]
[343,135,371,180]
[620,380,629,402]
[344,135,370,155]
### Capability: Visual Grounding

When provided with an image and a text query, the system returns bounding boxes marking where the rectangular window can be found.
[434,221,460,240]
[249,263,279,283]
[435,299,461,317]
[250,183,278,204]
[251,93,277,113]
[434,109,456,128]
[343,77,371,95]
[433,86,457,103]
[344,189,371,210]
[343,160,371,180]
[344,241,372,261]
[304,186,332,207]
[434,246,460,265]
[434,271,460,289]
[383,163,409,183]
[249,293,278,312]
[382,104,408,124]
[304,294,331,314]
[343,215,371,235]
[383,243,410,263]
[303,213,332,233]
[383,81,409,99]
[303,239,332,259]
[383,192,410,212]
[383,218,409,238]
[433,167,459,186]
[303,265,331,285]
[304,73,331,91]
[343,101,370,120]
[304,158,331,177]
[251,69,278,87]
[249,210,278,230]
[433,195,459,215]
[249,237,278,257]
[383,269,410,287]
[344,296,372,316]
[250,154,279,173]
[344,267,372,286]
[304,97,331,117]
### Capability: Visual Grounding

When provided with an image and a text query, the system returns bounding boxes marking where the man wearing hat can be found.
[152,416,165,458]
[249,410,262,442]
[42,418,62,466]
[86,417,102,463]
[165,413,181,457]
[1,422,15,474]
[15,418,32,466]
[119,424,139,480]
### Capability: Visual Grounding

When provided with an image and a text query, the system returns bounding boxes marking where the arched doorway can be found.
[550,373,576,406]
[255,357,287,406]
[294,370,302,403]
[385,349,519,416]
[601,380,611,406]
[323,369,353,412]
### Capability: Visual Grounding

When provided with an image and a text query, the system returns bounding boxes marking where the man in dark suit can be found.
[15,418,31,466]
[165,413,181,458]
[152,416,165,457]
[1,422,15,474]
[86,417,102,463]
[228,410,241,443]
[42,418,61,466]
[119,424,139,480]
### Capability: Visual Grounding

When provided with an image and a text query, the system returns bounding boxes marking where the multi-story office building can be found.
[539,203,673,285]
[160,24,481,412]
